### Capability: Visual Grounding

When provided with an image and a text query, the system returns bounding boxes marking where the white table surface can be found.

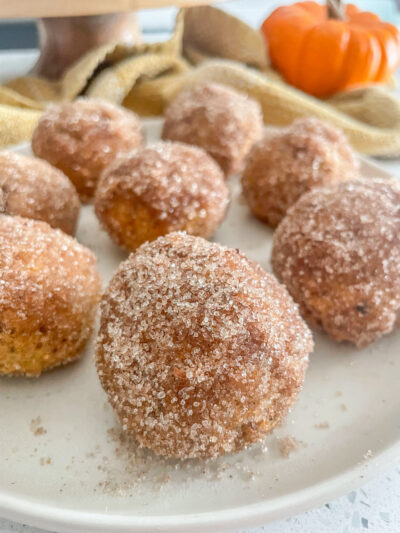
[1,6,400,530]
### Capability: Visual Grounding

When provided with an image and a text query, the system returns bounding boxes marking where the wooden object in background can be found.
[0,0,224,79]
[0,0,223,18]
[33,13,141,79]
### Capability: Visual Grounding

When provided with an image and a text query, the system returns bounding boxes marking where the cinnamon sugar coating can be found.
[0,215,101,376]
[96,232,313,459]
[272,178,400,347]
[242,117,359,227]
[0,188,5,212]
[162,83,264,176]
[94,142,229,251]
[0,151,80,235]
[32,98,144,202]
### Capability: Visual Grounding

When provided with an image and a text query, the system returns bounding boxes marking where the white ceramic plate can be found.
[0,119,399,533]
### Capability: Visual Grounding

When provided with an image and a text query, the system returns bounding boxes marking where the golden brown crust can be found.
[96,232,313,459]
[94,142,229,251]
[242,117,360,227]
[0,188,5,213]
[272,178,400,347]
[0,215,101,376]
[162,83,264,176]
[0,151,80,235]
[32,98,144,203]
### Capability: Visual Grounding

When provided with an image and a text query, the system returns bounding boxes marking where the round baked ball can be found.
[0,151,80,235]
[162,83,264,176]
[32,98,144,202]
[242,117,359,227]
[96,232,313,459]
[94,142,229,251]
[0,215,101,376]
[272,178,400,348]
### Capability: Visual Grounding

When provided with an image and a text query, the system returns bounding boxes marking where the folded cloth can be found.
[1,6,400,157]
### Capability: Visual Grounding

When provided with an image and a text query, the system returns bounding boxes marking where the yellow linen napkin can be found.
[1,6,400,157]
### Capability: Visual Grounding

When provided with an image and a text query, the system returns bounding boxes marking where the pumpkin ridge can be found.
[294,21,321,89]
[298,20,351,96]
[338,26,381,91]
[370,26,399,81]
[295,22,320,91]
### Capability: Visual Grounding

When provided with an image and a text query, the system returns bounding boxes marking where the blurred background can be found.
[1,0,399,50]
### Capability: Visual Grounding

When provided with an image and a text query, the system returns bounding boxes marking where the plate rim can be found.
[0,441,399,533]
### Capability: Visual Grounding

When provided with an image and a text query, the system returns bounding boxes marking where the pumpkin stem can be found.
[327,0,344,19]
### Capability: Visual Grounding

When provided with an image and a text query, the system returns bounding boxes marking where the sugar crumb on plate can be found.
[314,421,330,429]
[278,436,306,458]
[30,416,47,436]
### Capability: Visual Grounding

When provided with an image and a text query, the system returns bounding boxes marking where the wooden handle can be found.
[0,0,224,19]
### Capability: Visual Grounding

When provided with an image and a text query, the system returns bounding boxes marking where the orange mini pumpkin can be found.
[261,1,400,97]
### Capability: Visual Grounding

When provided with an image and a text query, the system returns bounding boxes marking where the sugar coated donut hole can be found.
[272,178,400,347]
[242,117,360,227]
[32,98,144,202]
[94,142,229,251]
[162,83,264,176]
[0,151,80,235]
[96,232,313,459]
[0,215,101,376]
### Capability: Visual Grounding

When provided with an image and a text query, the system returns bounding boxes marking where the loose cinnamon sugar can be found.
[84,424,272,496]
[314,421,330,430]
[30,416,47,436]
[278,436,305,458]
[363,449,373,460]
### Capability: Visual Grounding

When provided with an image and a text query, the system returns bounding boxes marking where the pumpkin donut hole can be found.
[94,141,229,251]
[0,215,101,377]
[96,232,313,459]
[162,83,264,176]
[0,151,80,235]
[271,178,400,348]
[32,98,144,203]
[242,117,359,227]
